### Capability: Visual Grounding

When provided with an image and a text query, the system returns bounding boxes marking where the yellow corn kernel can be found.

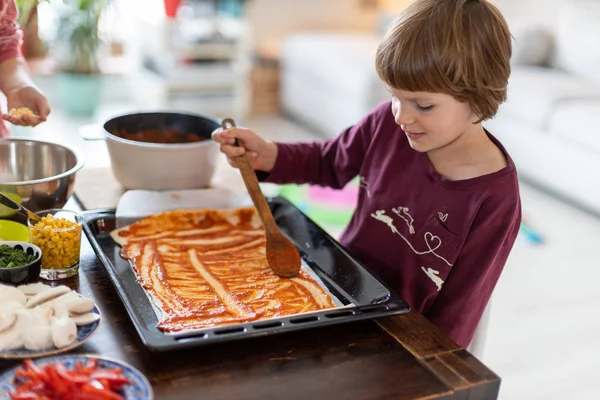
[8,108,38,118]
[31,214,81,269]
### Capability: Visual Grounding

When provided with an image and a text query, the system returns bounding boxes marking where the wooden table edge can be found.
[377,312,501,397]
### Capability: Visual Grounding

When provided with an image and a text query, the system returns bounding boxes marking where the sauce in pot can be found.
[115,129,203,144]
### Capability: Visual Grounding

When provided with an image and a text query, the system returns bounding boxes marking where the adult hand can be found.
[3,85,50,127]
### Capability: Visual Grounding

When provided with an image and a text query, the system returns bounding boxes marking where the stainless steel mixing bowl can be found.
[0,138,85,213]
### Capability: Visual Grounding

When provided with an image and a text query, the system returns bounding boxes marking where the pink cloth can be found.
[0,0,22,137]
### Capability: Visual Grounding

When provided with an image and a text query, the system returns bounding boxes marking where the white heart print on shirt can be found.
[370,209,453,267]
[424,232,441,252]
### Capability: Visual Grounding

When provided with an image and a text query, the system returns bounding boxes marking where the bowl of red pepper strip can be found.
[0,354,152,399]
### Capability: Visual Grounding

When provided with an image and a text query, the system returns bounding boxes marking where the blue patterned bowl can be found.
[0,241,42,285]
[0,354,153,400]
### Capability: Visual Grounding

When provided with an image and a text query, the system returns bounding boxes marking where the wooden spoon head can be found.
[266,232,301,278]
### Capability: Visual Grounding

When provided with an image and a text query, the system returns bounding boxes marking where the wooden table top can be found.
[0,192,501,400]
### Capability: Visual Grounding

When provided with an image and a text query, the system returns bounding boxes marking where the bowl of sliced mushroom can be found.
[0,282,102,359]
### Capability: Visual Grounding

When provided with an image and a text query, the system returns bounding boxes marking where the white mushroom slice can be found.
[17,283,52,297]
[0,310,17,333]
[5,336,23,350]
[22,322,53,351]
[65,297,96,315]
[51,316,77,349]
[4,301,25,313]
[49,291,79,308]
[0,285,27,305]
[36,299,69,320]
[49,302,69,321]
[70,312,100,326]
[0,317,20,351]
[26,286,71,308]
[0,302,24,333]
[29,306,55,326]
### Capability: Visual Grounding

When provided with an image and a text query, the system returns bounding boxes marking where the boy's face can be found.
[388,87,479,153]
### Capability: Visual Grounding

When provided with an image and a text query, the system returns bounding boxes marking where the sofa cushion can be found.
[502,67,600,129]
[547,100,600,154]
[552,0,600,84]
[510,25,554,67]
[281,33,384,101]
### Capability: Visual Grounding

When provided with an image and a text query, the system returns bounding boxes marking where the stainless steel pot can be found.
[0,138,85,213]
[94,112,221,190]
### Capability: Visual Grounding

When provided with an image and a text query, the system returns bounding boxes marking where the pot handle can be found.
[79,124,106,140]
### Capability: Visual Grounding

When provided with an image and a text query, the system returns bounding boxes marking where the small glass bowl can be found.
[27,208,83,281]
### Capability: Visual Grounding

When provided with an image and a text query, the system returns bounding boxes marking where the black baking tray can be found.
[81,196,410,351]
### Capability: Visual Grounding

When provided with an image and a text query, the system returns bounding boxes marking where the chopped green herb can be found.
[0,245,37,268]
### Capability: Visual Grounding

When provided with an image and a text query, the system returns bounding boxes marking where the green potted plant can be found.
[53,0,105,116]
[16,0,49,59]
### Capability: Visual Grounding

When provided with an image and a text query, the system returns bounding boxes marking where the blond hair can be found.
[375,0,512,121]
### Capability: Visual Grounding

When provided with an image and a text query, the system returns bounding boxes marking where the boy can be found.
[213,0,521,348]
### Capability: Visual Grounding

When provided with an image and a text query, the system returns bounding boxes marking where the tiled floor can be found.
[484,182,600,400]
[14,109,600,399]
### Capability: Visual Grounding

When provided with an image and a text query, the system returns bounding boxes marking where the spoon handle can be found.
[0,192,41,222]
[221,118,278,233]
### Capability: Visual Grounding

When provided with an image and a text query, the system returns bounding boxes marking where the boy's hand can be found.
[3,86,50,127]
[212,126,278,172]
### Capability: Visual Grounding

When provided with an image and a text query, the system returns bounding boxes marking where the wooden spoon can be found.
[221,118,301,278]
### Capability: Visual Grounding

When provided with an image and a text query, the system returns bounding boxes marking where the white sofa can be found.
[280,32,388,138]
[485,0,600,215]
[281,0,600,215]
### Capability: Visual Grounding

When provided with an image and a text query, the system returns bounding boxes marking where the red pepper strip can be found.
[80,383,125,400]
[12,385,53,397]
[9,387,52,400]
[89,371,129,386]
[23,360,48,383]
[9,390,40,400]
[14,382,34,392]
[57,393,78,400]
[109,383,125,393]
[98,379,110,390]
[15,369,40,381]
[75,361,85,372]
[55,362,89,384]
[88,379,105,390]
[82,359,99,374]
[75,394,118,400]
[44,364,71,395]
[27,381,47,393]
[99,368,122,375]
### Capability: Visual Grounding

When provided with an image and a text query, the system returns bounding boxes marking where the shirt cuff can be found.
[258,143,296,184]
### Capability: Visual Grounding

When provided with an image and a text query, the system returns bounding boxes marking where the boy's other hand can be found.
[212,126,278,172]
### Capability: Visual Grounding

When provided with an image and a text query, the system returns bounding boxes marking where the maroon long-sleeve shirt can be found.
[264,101,521,347]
